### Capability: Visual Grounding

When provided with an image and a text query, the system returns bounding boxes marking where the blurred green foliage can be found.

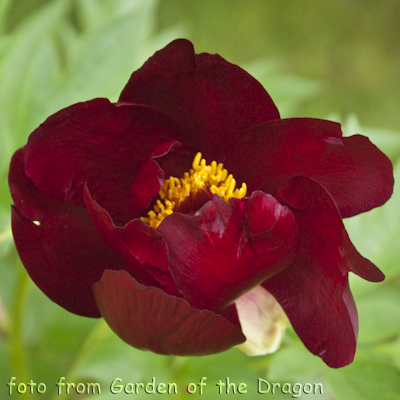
[157,0,400,131]
[1,1,400,399]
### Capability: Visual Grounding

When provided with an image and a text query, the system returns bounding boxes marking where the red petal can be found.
[225,118,394,218]
[83,185,180,297]
[24,99,180,224]
[9,149,127,317]
[157,192,298,312]
[129,159,165,216]
[341,228,384,282]
[93,270,245,355]
[119,39,280,161]
[263,176,376,368]
[129,140,181,217]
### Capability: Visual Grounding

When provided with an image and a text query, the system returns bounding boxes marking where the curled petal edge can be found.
[235,285,289,356]
[130,140,181,216]
[84,185,180,297]
[262,176,375,368]
[93,269,246,356]
[158,191,299,313]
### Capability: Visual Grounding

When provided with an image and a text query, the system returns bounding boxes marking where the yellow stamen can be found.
[141,152,247,228]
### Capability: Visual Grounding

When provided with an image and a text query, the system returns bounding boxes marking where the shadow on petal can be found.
[93,270,245,356]
[158,192,298,313]
[263,176,368,368]
[9,149,127,317]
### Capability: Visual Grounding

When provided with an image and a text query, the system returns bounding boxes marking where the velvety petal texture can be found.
[93,270,245,355]
[84,185,180,297]
[24,99,180,224]
[9,39,393,368]
[119,39,280,160]
[225,118,393,218]
[263,176,372,368]
[9,149,127,317]
[157,192,299,312]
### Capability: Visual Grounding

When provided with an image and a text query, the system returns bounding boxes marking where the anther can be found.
[140,152,248,228]
[192,152,202,169]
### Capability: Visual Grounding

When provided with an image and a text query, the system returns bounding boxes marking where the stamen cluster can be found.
[141,152,247,228]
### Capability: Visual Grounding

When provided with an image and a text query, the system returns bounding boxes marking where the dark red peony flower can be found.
[9,39,393,368]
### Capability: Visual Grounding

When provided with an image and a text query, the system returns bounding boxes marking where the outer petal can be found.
[340,228,384,282]
[262,176,381,368]
[83,185,180,297]
[119,39,280,161]
[9,149,127,317]
[157,191,299,313]
[225,118,394,218]
[24,99,180,224]
[93,270,245,355]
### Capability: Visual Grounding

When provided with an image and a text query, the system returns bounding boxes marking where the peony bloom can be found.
[9,39,393,368]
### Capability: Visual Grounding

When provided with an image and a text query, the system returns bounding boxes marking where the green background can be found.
[1,1,400,399]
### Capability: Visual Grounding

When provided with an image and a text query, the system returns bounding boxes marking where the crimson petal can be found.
[263,176,379,368]
[225,118,394,218]
[119,39,280,161]
[340,228,384,282]
[129,159,165,216]
[9,149,127,317]
[24,99,180,224]
[83,185,180,297]
[93,270,245,355]
[157,192,298,312]
[130,140,181,217]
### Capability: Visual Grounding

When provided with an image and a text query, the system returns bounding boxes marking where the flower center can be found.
[141,152,247,228]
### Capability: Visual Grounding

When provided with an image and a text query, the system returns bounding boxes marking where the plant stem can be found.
[49,319,109,400]
[0,290,9,340]
[7,258,36,400]
[170,356,189,400]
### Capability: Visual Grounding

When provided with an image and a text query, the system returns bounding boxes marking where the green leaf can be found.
[72,322,172,385]
[386,337,400,371]
[8,38,60,142]
[339,114,400,161]
[0,110,13,176]
[245,59,321,118]
[0,1,66,260]
[176,349,281,399]
[59,321,177,400]
[75,0,154,31]
[357,289,400,344]
[345,160,400,296]
[0,0,11,34]
[48,0,159,112]
[0,0,66,141]
[324,359,400,400]
[268,345,325,382]
[0,213,12,258]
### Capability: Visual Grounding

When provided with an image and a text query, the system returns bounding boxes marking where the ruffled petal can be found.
[119,39,280,160]
[225,118,394,218]
[129,159,165,216]
[129,140,181,217]
[83,185,180,297]
[9,149,127,317]
[93,269,245,355]
[262,176,374,368]
[157,191,299,312]
[24,99,180,224]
